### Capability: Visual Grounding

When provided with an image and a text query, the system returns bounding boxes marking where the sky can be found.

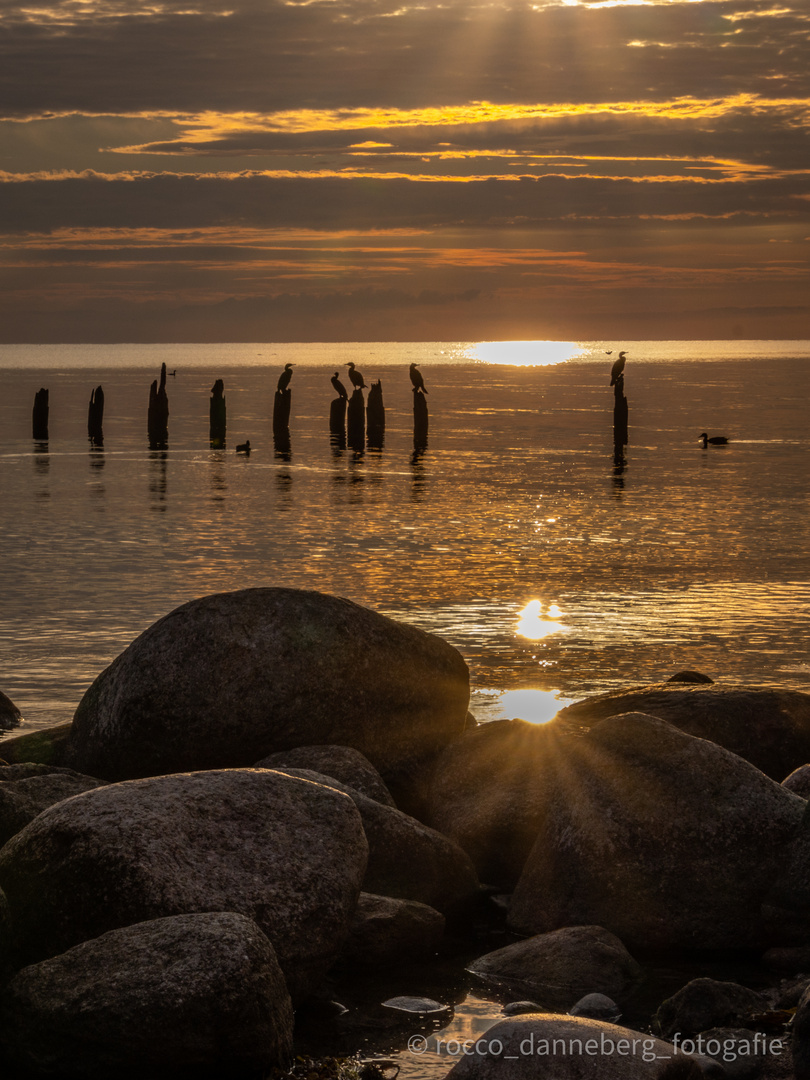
[1,0,809,342]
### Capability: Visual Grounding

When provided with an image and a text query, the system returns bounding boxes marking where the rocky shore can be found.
[1,587,810,1078]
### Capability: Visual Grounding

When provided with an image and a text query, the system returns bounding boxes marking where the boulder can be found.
[0,722,73,766]
[0,768,368,1002]
[783,766,810,799]
[696,1030,780,1080]
[793,983,810,1080]
[763,802,810,944]
[508,713,806,951]
[64,588,470,781]
[0,913,293,1079]
[0,768,107,846]
[255,744,396,806]
[339,893,445,966]
[442,1014,721,1080]
[569,995,622,1023]
[554,684,810,780]
[652,979,768,1040]
[275,768,479,911]
[0,886,10,984]
[468,926,641,1012]
[0,690,22,732]
[425,719,565,888]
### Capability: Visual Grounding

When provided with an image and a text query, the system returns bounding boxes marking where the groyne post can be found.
[210,379,226,448]
[273,389,291,436]
[367,380,385,449]
[148,364,169,449]
[613,375,628,466]
[87,386,104,446]
[413,388,428,448]
[32,388,49,441]
[347,388,365,451]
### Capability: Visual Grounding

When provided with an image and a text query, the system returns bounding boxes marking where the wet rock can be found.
[255,745,396,806]
[468,926,641,1012]
[0,769,107,846]
[782,765,810,799]
[381,996,450,1016]
[652,978,767,1040]
[0,722,73,766]
[65,588,470,782]
[443,1014,722,1080]
[275,767,479,912]
[554,684,810,781]
[340,893,445,966]
[508,713,805,951]
[0,768,368,1003]
[0,690,22,732]
[425,719,565,888]
[0,912,293,1079]
[569,994,622,1024]
[503,1001,543,1016]
[667,672,714,685]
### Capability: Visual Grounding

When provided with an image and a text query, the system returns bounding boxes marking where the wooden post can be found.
[32,388,49,441]
[367,380,385,449]
[330,397,347,435]
[273,389,291,436]
[87,385,104,446]
[413,388,428,448]
[613,375,628,466]
[148,363,169,449]
[347,388,365,450]
[210,379,226,448]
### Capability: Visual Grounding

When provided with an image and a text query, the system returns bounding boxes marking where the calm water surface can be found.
[1,339,809,734]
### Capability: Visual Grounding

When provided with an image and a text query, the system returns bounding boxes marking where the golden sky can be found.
[1,0,808,340]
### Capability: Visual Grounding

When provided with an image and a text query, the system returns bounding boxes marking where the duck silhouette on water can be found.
[699,432,729,447]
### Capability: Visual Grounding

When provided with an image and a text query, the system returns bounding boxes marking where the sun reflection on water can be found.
[472,340,586,366]
[516,598,566,640]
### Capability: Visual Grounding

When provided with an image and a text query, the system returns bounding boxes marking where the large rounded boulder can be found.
[0,768,368,1002]
[554,683,810,781]
[64,588,469,781]
[508,713,806,951]
[0,912,293,1079]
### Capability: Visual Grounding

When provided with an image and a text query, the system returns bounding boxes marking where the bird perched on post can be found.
[277,364,293,392]
[347,362,367,390]
[331,371,348,399]
[609,351,627,386]
[409,363,428,394]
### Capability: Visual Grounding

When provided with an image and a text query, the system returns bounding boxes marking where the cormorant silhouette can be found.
[331,371,348,399]
[699,433,728,447]
[277,364,293,392]
[236,440,251,453]
[347,362,367,390]
[609,351,627,386]
[409,363,428,394]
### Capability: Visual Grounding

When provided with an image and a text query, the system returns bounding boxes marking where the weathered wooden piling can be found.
[413,388,428,448]
[330,397,347,435]
[273,390,291,435]
[210,379,226,448]
[367,380,385,449]
[347,388,365,450]
[87,386,104,446]
[147,364,169,449]
[613,375,628,466]
[32,388,49,441]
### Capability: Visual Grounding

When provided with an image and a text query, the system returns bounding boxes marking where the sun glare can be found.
[498,688,576,725]
[517,599,567,640]
[473,341,585,367]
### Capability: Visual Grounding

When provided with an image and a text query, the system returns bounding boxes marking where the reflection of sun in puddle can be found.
[516,599,565,640]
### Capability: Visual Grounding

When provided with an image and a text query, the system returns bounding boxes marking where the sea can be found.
[1,338,809,741]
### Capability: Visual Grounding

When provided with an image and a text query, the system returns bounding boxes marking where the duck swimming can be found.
[699,433,728,447]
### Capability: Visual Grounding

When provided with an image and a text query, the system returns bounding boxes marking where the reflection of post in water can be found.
[148,450,168,510]
[87,385,104,447]
[148,364,169,449]
[347,388,365,452]
[274,430,292,460]
[209,379,226,449]
[610,351,628,470]
[410,446,427,500]
[209,450,226,502]
[367,380,385,450]
[33,440,50,497]
[32,388,49,441]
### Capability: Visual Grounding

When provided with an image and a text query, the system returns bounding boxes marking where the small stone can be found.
[382,996,450,1015]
